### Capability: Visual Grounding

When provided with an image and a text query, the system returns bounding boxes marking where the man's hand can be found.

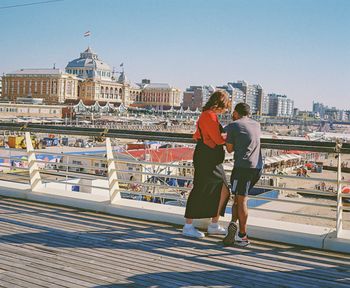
[226,143,234,153]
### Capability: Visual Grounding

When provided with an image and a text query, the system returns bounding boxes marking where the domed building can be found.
[65,47,141,106]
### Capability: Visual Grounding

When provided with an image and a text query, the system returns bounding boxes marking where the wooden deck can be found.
[0,197,349,288]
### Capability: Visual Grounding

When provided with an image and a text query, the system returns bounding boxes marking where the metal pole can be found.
[106,137,121,203]
[335,139,343,238]
[65,155,69,192]
[25,132,42,192]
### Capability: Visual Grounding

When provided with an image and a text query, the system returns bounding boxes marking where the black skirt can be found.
[184,141,229,219]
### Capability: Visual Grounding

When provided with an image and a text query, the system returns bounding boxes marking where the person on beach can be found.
[183,90,231,238]
[223,103,263,247]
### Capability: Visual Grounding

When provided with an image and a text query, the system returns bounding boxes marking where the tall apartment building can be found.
[225,81,268,115]
[268,93,294,117]
[312,101,327,118]
[0,77,2,98]
[182,85,214,110]
[1,69,79,104]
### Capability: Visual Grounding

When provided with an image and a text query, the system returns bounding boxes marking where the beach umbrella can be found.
[342,187,350,193]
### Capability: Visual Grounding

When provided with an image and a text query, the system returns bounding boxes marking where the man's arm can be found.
[224,123,235,153]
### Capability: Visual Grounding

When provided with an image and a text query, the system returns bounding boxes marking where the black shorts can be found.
[230,167,262,196]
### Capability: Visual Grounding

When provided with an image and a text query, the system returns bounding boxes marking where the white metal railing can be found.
[0,126,349,241]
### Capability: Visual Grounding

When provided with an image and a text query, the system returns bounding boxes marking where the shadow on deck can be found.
[0,196,349,288]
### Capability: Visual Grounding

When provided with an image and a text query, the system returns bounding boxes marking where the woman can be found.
[183,90,231,238]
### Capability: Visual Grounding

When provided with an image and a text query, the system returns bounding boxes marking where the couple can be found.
[183,90,263,247]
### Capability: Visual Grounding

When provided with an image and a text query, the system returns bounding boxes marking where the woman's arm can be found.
[203,112,225,145]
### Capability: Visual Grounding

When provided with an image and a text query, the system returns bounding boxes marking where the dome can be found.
[65,47,112,79]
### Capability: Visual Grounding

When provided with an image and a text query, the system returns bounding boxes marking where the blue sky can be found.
[0,0,349,110]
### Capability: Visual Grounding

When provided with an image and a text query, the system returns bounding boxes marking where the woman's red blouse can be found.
[193,110,225,148]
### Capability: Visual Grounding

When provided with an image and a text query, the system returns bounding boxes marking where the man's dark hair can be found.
[234,103,250,116]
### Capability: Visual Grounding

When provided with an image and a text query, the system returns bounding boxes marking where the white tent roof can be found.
[264,154,301,165]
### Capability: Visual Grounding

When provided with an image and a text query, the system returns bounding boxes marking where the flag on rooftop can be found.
[84,31,91,37]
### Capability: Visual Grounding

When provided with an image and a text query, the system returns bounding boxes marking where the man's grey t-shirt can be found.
[225,117,263,169]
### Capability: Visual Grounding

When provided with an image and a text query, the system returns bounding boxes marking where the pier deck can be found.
[0,197,349,288]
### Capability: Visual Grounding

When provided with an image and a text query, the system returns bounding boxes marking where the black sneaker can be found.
[223,221,238,246]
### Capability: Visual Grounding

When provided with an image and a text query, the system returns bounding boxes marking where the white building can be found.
[268,93,294,117]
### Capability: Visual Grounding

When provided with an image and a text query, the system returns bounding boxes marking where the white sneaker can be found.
[235,234,250,247]
[207,223,227,235]
[182,225,205,238]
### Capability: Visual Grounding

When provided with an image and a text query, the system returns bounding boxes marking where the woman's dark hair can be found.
[234,102,250,116]
[202,90,230,111]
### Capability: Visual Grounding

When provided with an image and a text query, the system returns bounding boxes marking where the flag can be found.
[120,63,124,67]
[84,31,91,37]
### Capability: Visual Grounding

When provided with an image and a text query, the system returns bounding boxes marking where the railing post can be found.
[335,139,343,238]
[25,132,42,192]
[106,137,121,203]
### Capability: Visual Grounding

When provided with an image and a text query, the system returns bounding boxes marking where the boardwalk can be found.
[0,197,349,288]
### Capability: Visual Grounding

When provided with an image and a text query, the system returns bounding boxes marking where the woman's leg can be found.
[185,218,193,224]
[211,183,230,223]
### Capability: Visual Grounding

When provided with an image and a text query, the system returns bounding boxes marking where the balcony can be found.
[0,123,349,286]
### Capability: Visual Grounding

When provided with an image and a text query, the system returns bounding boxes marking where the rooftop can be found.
[7,68,64,75]
[66,47,111,72]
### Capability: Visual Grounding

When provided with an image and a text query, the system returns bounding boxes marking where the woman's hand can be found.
[221,133,227,141]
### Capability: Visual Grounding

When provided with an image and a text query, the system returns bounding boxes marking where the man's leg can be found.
[231,196,238,223]
[223,191,239,245]
[236,195,248,235]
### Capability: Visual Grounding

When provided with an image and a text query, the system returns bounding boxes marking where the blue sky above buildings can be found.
[0,0,349,110]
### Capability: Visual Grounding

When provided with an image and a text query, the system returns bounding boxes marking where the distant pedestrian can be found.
[223,103,263,247]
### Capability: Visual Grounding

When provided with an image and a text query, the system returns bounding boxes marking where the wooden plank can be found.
[0,198,350,288]
[0,224,342,288]
[0,275,45,288]
[0,226,319,288]
[0,228,255,287]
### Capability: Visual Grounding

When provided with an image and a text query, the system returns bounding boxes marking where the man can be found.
[223,103,263,247]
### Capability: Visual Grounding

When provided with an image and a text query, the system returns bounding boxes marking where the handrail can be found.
[0,124,349,243]
[1,122,350,153]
